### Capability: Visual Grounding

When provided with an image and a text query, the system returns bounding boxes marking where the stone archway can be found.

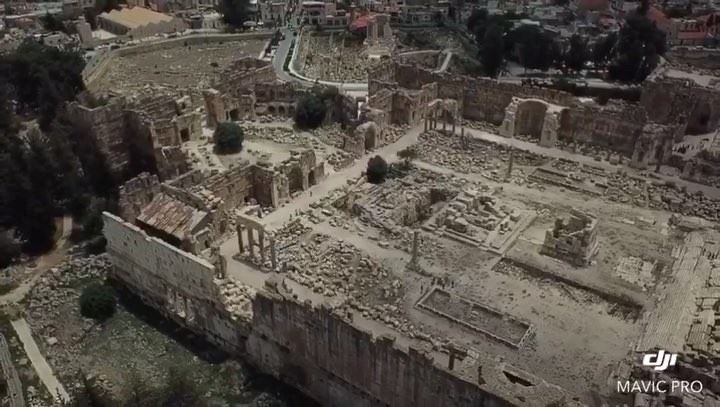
[501,97,565,147]
[514,100,547,139]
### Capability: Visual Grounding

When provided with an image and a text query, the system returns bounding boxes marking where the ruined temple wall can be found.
[201,164,255,209]
[246,292,510,407]
[559,105,646,154]
[103,213,248,351]
[390,63,574,124]
[66,99,131,174]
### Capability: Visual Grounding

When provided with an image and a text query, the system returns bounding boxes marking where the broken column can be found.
[247,227,255,261]
[259,229,266,265]
[411,230,420,268]
[270,235,277,271]
[237,225,244,253]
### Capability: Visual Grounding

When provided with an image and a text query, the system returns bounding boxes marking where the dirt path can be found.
[0,216,73,306]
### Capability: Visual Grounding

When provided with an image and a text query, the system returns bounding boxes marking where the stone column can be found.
[259,230,266,265]
[424,116,428,131]
[247,228,255,261]
[452,118,456,134]
[411,230,420,266]
[442,114,447,131]
[237,225,244,253]
[270,236,277,271]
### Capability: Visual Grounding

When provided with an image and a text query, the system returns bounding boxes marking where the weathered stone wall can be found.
[66,98,133,175]
[103,213,248,352]
[558,101,647,155]
[245,291,511,407]
[641,77,720,135]
[202,164,256,209]
[118,173,161,221]
[103,213,574,407]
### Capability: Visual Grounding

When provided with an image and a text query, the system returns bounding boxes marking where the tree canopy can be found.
[366,156,389,184]
[0,41,85,129]
[294,93,327,129]
[479,23,505,77]
[213,122,244,154]
[608,13,666,82]
[220,0,251,28]
[564,34,588,72]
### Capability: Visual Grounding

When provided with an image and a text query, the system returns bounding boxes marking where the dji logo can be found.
[642,350,677,371]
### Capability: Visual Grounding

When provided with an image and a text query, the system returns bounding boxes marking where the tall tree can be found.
[220,0,251,28]
[592,33,617,67]
[565,34,588,72]
[480,24,505,77]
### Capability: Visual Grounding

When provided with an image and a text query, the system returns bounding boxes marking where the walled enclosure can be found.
[368,61,688,163]
[103,213,575,407]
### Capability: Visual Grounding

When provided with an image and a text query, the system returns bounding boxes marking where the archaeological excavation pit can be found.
[416,287,533,348]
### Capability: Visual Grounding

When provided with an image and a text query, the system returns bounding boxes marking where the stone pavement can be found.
[10,319,69,403]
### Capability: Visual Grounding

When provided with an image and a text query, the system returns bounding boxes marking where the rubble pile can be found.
[416,130,549,178]
[217,279,256,320]
[25,254,112,381]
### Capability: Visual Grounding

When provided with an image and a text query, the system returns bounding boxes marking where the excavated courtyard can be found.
[200,120,718,403]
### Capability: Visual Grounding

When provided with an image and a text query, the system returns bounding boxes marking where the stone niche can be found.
[541,210,599,267]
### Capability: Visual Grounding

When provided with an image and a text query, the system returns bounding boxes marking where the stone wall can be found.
[641,77,720,135]
[103,213,575,407]
[246,290,512,407]
[67,98,133,175]
[118,172,161,221]
[558,101,647,155]
[103,213,248,352]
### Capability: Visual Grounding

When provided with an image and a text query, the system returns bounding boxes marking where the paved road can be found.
[10,319,69,404]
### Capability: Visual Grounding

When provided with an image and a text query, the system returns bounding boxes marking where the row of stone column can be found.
[237,225,277,271]
[424,111,458,134]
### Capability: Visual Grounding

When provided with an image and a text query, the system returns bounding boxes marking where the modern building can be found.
[97,6,188,38]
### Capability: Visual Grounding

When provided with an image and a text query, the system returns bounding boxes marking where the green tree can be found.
[79,283,116,321]
[479,24,504,77]
[0,229,21,268]
[220,0,251,28]
[565,34,588,72]
[294,93,327,129]
[608,14,666,82]
[592,33,616,67]
[467,8,488,33]
[213,122,244,154]
[366,155,388,184]
[511,25,558,71]
[41,12,65,32]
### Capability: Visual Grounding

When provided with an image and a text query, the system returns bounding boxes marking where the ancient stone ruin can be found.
[541,210,599,267]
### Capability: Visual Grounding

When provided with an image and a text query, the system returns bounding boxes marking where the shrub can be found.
[79,283,116,321]
[366,155,388,184]
[213,122,244,154]
[294,93,326,129]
